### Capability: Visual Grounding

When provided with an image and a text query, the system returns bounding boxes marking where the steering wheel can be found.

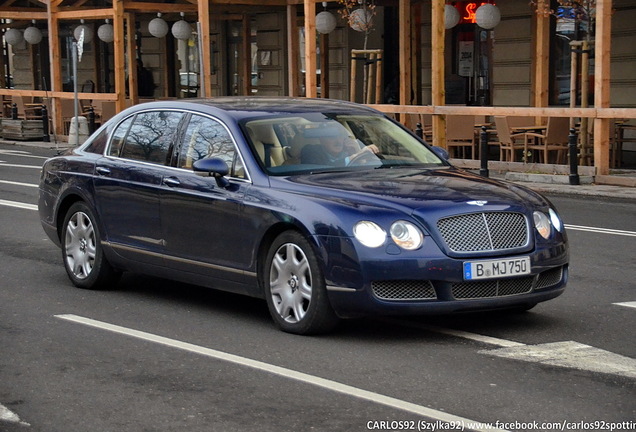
[347,147,384,166]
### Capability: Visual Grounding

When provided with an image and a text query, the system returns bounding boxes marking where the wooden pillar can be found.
[126,13,138,105]
[198,0,212,98]
[303,0,317,98]
[287,4,300,97]
[113,0,126,112]
[431,0,445,147]
[594,0,612,175]
[398,0,411,107]
[47,1,63,135]
[412,2,422,105]
[532,1,550,110]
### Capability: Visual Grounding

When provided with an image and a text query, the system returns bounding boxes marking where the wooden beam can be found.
[532,1,549,110]
[594,0,612,175]
[126,12,138,105]
[113,0,126,112]
[54,8,113,19]
[287,4,300,96]
[198,0,212,97]
[47,0,64,136]
[0,11,47,19]
[122,2,197,13]
[320,32,329,98]
[303,0,317,98]
[398,0,411,107]
[430,0,445,147]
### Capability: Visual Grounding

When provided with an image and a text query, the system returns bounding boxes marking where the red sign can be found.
[452,1,494,25]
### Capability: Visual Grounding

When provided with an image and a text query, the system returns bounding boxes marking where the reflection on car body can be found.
[38,97,569,334]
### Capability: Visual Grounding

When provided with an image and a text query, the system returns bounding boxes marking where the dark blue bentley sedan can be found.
[39,97,568,334]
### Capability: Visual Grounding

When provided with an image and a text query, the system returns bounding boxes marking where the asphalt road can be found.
[1,143,634,432]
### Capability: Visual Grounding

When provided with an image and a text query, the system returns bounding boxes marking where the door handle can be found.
[163,177,181,187]
[95,167,111,176]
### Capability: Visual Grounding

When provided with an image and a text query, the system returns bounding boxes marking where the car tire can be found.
[264,231,339,335]
[61,202,120,290]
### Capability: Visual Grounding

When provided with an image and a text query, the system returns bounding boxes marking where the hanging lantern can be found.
[24,24,43,45]
[349,8,373,32]
[316,11,337,34]
[5,28,24,46]
[149,13,169,38]
[98,19,114,43]
[172,13,192,40]
[475,4,501,30]
[444,5,460,30]
[74,19,94,43]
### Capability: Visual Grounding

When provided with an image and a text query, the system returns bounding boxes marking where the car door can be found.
[93,110,185,266]
[160,113,253,285]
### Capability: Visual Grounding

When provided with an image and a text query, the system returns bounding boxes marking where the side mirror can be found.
[192,157,230,188]
[432,146,450,160]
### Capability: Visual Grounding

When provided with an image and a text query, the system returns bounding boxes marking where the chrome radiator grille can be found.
[437,212,529,253]
[372,280,437,300]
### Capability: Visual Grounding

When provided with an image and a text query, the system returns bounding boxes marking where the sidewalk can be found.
[3,137,636,201]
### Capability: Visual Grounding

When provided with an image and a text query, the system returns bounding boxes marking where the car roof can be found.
[127,96,382,122]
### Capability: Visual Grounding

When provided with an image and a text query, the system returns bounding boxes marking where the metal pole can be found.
[197,22,205,98]
[41,104,50,142]
[415,122,423,140]
[568,127,580,185]
[72,41,79,146]
[479,125,489,178]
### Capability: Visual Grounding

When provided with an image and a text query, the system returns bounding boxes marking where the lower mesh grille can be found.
[536,266,564,289]
[452,277,534,299]
[372,280,437,300]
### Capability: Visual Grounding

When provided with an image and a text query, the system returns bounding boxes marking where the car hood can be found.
[279,167,548,216]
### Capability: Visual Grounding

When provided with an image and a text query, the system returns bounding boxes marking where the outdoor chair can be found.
[446,115,476,159]
[525,117,569,164]
[494,116,530,162]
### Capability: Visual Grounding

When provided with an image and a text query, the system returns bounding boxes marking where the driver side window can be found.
[178,114,245,179]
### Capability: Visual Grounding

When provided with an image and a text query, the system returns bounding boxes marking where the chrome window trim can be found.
[102,107,252,184]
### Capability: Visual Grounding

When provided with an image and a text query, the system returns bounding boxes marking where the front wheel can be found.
[263,231,339,335]
[61,202,120,290]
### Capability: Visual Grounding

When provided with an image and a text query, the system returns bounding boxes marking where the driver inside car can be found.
[300,124,380,166]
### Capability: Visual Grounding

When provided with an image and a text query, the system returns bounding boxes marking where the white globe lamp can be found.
[74,20,94,44]
[5,28,24,46]
[172,13,192,40]
[444,5,460,30]
[149,13,169,38]
[350,8,373,32]
[475,4,501,30]
[98,20,114,43]
[24,22,43,45]
[316,11,337,34]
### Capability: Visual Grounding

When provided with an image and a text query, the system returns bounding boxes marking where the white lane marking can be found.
[0,149,48,159]
[614,301,636,310]
[0,403,30,426]
[380,318,524,348]
[480,341,636,379]
[0,162,42,169]
[55,314,508,432]
[565,224,636,237]
[0,199,38,211]
[0,179,38,188]
[385,319,636,379]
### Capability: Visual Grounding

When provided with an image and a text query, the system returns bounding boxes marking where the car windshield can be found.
[242,113,446,175]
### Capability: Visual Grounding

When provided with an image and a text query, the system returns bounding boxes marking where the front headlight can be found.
[533,211,552,239]
[549,208,563,232]
[353,221,386,248]
[390,221,424,250]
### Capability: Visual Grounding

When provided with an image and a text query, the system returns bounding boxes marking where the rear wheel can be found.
[264,231,339,335]
[61,202,120,289]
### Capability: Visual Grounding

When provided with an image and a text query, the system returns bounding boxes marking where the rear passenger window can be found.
[108,117,133,157]
[179,114,245,179]
[119,111,184,164]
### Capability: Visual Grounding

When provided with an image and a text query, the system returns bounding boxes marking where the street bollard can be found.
[415,122,423,140]
[41,104,50,142]
[568,128,580,185]
[479,125,489,178]
[11,103,18,120]
[88,106,96,134]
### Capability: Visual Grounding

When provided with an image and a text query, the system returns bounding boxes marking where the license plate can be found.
[463,257,531,280]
